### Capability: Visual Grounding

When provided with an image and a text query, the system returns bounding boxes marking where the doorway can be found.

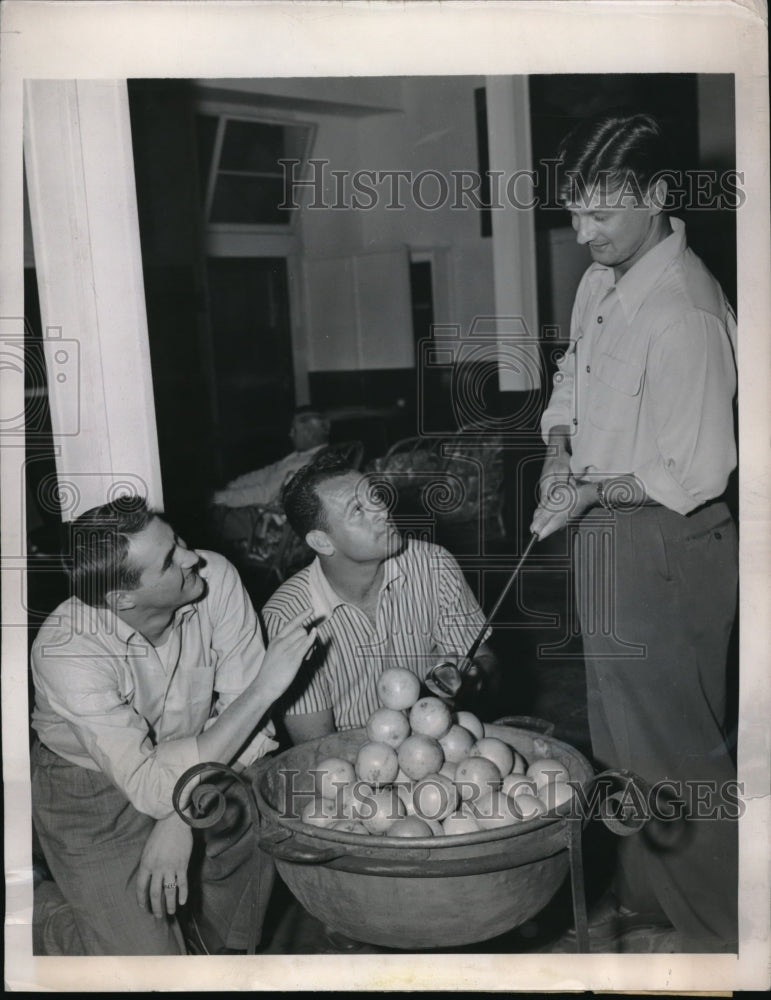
[205,256,295,482]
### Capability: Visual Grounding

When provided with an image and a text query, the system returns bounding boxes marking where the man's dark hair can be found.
[64,495,156,607]
[557,111,671,204]
[281,458,358,540]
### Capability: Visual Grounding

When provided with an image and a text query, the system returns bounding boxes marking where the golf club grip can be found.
[464,533,538,664]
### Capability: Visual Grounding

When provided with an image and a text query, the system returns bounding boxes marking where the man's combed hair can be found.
[557,110,671,205]
[281,458,356,540]
[64,495,155,607]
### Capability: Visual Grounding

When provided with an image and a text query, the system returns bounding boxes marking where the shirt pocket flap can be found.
[595,353,643,396]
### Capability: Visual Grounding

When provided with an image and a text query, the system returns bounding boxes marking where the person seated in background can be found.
[212,407,331,510]
[30,495,315,955]
[261,460,500,745]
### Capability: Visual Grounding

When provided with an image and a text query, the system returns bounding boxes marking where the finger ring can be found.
[163,881,178,890]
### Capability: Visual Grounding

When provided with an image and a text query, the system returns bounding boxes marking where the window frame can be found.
[194,99,317,237]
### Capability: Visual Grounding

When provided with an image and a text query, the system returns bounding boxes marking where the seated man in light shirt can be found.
[30,495,315,955]
[262,461,499,745]
[212,407,331,509]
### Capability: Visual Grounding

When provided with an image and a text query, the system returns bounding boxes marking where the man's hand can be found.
[256,612,318,705]
[136,812,193,919]
[533,428,575,539]
[196,611,318,765]
[463,646,499,698]
[531,478,597,539]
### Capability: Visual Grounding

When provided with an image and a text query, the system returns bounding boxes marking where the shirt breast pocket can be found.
[588,353,644,431]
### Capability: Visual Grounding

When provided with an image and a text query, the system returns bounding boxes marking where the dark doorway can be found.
[206,256,295,481]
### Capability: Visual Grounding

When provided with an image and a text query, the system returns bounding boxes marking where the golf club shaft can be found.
[463,532,538,668]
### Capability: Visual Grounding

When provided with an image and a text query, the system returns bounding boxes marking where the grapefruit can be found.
[512,792,548,821]
[501,773,538,799]
[411,772,458,822]
[526,758,570,791]
[511,750,528,775]
[376,668,421,711]
[469,737,514,777]
[439,760,458,781]
[361,787,405,834]
[454,755,503,800]
[409,696,453,739]
[338,781,374,820]
[442,810,481,836]
[453,710,484,741]
[301,797,339,828]
[397,734,444,781]
[366,707,410,749]
[355,741,399,786]
[396,781,418,816]
[314,757,356,801]
[438,724,475,763]
[471,789,521,830]
[539,780,576,813]
[387,816,434,838]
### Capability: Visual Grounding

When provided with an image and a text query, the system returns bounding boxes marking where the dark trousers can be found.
[31,742,275,955]
[575,501,739,949]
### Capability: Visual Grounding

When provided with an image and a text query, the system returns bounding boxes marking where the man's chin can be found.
[385,530,404,559]
[188,575,208,604]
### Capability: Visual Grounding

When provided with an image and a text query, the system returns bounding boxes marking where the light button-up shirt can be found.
[31,550,277,818]
[541,219,737,514]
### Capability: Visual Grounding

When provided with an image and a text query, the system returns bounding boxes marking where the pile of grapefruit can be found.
[300,667,576,839]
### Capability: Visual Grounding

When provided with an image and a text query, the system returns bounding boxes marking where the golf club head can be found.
[424,661,464,702]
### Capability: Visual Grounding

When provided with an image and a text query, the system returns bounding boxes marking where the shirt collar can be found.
[611,217,687,322]
[307,546,406,618]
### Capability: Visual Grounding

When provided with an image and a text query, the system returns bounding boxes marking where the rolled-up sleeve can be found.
[634,310,737,513]
[31,648,201,819]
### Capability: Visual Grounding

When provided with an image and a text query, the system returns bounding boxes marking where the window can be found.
[196,112,313,227]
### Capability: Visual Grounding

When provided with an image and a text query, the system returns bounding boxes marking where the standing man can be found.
[30,495,315,955]
[531,112,739,951]
[262,461,498,743]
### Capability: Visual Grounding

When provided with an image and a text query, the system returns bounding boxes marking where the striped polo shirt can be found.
[262,539,488,730]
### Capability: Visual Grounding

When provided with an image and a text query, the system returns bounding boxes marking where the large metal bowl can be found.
[251,722,594,950]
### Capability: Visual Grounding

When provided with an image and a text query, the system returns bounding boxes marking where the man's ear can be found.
[306,528,334,556]
[107,589,137,612]
[647,177,668,215]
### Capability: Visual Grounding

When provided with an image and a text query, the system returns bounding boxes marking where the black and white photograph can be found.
[2,1,769,993]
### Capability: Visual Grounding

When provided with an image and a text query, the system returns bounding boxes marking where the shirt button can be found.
[572,418,578,426]
[597,316,603,324]
[714,531,722,540]
[585,365,591,373]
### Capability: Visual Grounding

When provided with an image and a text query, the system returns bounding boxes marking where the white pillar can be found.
[23,79,163,519]
[486,76,540,392]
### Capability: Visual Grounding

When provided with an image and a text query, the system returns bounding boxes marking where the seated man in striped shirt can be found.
[262,460,499,744]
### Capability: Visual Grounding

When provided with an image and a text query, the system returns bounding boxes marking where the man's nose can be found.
[178,546,200,570]
[369,502,388,523]
[574,215,597,245]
